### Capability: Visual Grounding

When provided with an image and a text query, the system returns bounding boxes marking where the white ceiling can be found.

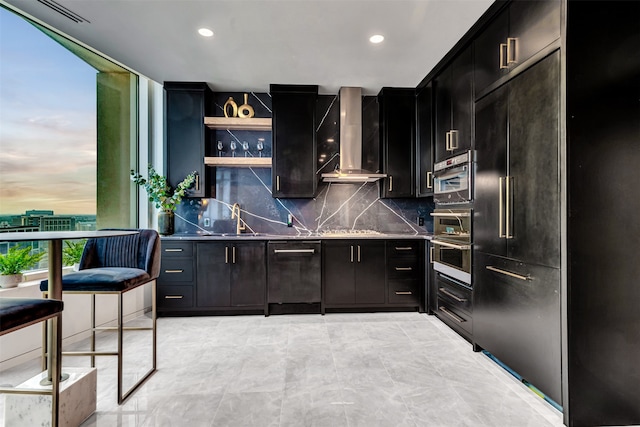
[4,0,494,95]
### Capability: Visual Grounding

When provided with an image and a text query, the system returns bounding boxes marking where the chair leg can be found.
[117,292,124,404]
[91,294,96,368]
[50,313,62,427]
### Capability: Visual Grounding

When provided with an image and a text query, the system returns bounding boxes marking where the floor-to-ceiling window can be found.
[0,5,138,272]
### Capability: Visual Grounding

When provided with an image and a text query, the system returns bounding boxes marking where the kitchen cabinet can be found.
[386,240,421,307]
[473,51,561,403]
[323,240,386,308]
[270,84,318,198]
[157,241,195,313]
[474,252,561,404]
[434,271,472,341]
[416,83,434,197]
[474,51,560,268]
[196,241,266,309]
[474,0,561,97]
[267,241,321,307]
[378,87,416,198]
[164,82,213,198]
[434,46,473,162]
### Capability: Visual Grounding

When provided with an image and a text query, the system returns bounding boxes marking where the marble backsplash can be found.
[173,91,434,236]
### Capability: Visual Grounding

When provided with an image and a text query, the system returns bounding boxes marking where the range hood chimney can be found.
[321,87,386,183]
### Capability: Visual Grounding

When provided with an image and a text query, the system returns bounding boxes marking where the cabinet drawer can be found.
[436,297,472,335]
[160,241,193,257]
[159,258,194,282]
[157,285,194,309]
[387,241,420,257]
[388,279,419,305]
[435,272,472,314]
[387,258,419,278]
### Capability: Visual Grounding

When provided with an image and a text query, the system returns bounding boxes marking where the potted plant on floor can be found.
[131,165,196,236]
[0,245,46,288]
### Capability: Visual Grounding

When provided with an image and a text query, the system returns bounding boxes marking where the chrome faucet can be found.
[231,203,245,235]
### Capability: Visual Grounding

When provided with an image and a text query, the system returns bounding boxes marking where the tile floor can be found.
[1,312,564,427]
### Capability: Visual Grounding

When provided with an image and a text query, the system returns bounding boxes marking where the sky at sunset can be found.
[0,7,97,215]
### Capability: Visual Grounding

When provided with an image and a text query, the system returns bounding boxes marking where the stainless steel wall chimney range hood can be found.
[321,87,386,183]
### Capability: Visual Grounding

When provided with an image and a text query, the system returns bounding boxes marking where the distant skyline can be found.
[0,7,97,215]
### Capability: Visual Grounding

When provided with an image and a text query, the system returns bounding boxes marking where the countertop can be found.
[162,232,432,241]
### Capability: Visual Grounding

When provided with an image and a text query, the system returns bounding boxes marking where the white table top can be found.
[0,230,137,242]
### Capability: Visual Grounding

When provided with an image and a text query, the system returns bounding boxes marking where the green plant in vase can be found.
[131,165,196,235]
[0,245,46,288]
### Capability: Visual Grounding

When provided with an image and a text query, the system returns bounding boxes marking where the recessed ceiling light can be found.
[198,28,214,37]
[369,34,384,44]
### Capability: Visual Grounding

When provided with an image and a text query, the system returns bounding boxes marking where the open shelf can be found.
[204,157,272,168]
[204,117,272,131]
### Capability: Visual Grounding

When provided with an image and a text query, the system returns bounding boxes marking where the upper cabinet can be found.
[416,83,434,197]
[474,0,561,98]
[270,84,318,198]
[434,46,473,163]
[165,82,213,198]
[378,87,416,198]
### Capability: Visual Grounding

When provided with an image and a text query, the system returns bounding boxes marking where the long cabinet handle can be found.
[426,171,433,189]
[395,291,413,295]
[499,177,505,238]
[394,246,413,251]
[499,43,508,69]
[450,130,458,150]
[445,131,451,151]
[429,246,434,264]
[431,239,471,250]
[389,175,393,192]
[164,269,184,273]
[195,173,200,191]
[395,267,413,271]
[164,248,183,252]
[276,175,280,192]
[439,287,467,302]
[438,306,465,323]
[507,38,517,65]
[357,245,361,263]
[225,246,229,264]
[486,265,530,281]
[506,175,513,239]
[232,246,236,264]
[164,295,184,299]
[273,249,316,254]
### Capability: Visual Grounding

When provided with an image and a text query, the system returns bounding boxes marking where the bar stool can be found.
[0,297,64,426]
[40,228,160,404]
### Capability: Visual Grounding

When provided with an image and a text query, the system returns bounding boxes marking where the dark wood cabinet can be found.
[434,47,473,162]
[386,240,421,308]
[416,83,434,197]
[378,87,415,198]
[474,252,561,404]
[434,271,473,341]
[323,240,386,307]
[164,82,213,198]
[474,51,560,268]
[157,241,195,312]
[474,0,561,97]
[270,84,318,198]
[196,241,266,309]
[267,241,321,305]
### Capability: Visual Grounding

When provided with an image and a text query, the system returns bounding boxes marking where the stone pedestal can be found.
[3,367,97,427]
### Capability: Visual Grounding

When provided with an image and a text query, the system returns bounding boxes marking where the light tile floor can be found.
[1,312,565,426]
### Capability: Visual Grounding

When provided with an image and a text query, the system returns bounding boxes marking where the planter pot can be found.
[158,211,175,236]
[0,274,23,288]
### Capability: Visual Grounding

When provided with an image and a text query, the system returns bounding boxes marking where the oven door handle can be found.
[431,240,471,250]
[430,212,471,218]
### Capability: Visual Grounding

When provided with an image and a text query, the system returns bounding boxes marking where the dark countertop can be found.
[162,232,432,241]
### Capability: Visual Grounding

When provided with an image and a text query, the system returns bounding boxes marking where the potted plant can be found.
[63,239,87,271]
[0,245,46,288]
[131,165,196,235]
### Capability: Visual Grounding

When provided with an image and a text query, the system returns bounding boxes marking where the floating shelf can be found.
[204,157,272,168]
[204,117,272,131]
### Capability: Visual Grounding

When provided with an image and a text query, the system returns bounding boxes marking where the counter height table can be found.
[0,230,137,385]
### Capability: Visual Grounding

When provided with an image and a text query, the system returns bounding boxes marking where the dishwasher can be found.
[267,240,321,314]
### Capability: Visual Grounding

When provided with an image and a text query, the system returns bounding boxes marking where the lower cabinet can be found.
[433,271,473,341]
[196,241,266,310]
[157,241,196,313]
[386,240,421,307]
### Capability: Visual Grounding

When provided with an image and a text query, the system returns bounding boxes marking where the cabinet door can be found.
[354,241,386,304]
[196,242,231,307]
[474,7,509,97]
[449,47,473,157]
[507,51,560,268]
[271,85,318,198]
[509,0,561,70]
[231,242,266,306]
[416,84,434,197]
[434,68,452,163]
[473,84,508,258]
[473,252,561,404]
[165,83,211,198]
[323,241,356,305]
[379,88,415,198]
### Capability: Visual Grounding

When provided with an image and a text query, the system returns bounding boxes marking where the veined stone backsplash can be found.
[173,91,434,235]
